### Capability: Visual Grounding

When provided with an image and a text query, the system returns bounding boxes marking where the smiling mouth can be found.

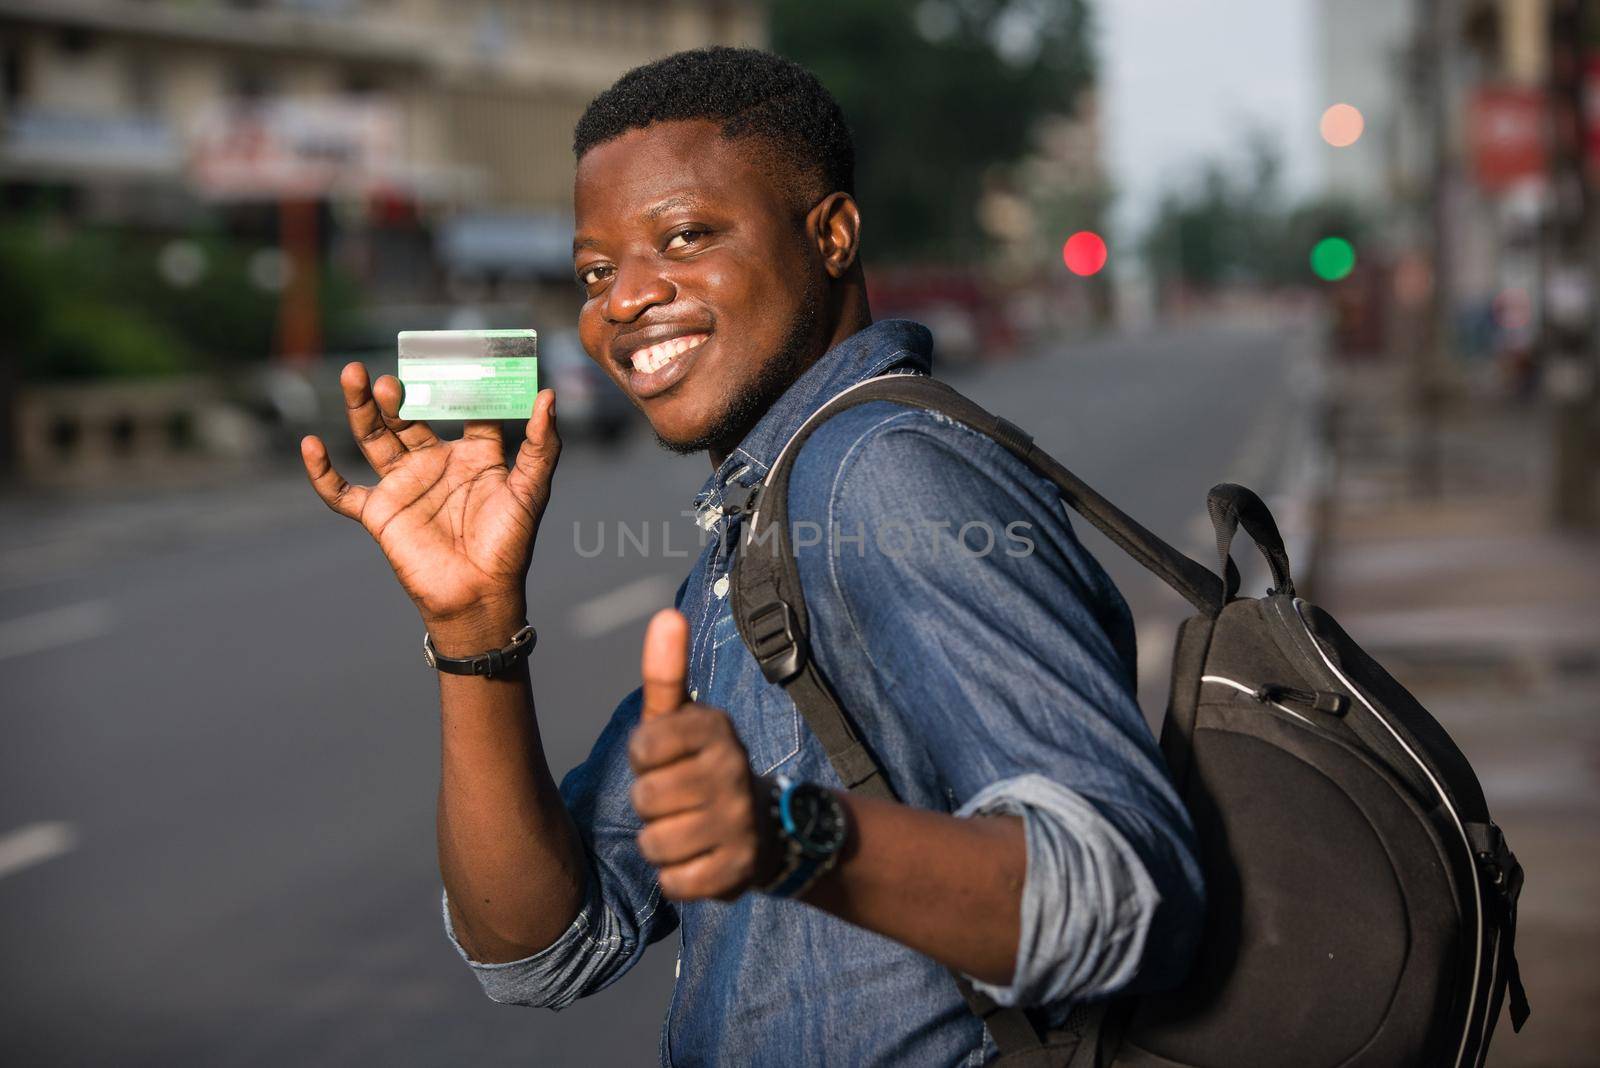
[627,332,711,375]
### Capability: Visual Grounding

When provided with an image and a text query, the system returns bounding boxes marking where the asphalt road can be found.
[0,317,1312,1066]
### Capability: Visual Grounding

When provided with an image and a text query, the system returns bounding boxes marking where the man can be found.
[302,47,1202,1065]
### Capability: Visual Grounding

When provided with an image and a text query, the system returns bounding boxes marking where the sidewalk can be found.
[1317,363,1600,1067]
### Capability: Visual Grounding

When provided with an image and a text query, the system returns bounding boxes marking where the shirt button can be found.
[689,687,699,701]
[713,575,730,598]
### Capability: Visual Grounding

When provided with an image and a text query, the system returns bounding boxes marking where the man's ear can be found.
[808,192,862,279]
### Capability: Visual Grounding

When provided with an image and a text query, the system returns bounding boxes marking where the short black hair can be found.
[572,46,854,208]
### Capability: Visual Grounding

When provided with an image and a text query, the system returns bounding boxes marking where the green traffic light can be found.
[1311,237,1356,282]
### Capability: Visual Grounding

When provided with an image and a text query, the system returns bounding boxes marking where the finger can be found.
[640,609,690,721]
[658,844,758,902]
[340,361,408,476]
[300,434,369,521]
[636,809,720,868]
[628,707,726,773]
[372,373,441,451]
[630,758,717,820]
[506,389,561,515]
[461,418,503,444]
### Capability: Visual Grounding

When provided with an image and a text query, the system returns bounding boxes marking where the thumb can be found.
[640,609,690,720]
[506,389,561,514]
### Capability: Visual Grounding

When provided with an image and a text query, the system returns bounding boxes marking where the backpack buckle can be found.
[1469,820,1523,907]
[723,481,763,519]
[746,600,805,683]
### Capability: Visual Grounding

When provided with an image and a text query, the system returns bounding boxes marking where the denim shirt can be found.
[443,320,1204,1066]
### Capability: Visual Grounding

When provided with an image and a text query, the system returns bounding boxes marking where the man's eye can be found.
[577,265,611,288]
[665,228,707,251]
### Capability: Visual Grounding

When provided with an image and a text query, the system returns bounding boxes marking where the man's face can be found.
[572,119,824,454]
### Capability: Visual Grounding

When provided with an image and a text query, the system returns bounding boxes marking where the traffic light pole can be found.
[275,195,322,368]
[1413,0,1455,499]
[1545,0,1598,529]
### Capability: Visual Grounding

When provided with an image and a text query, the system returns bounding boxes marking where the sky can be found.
[1099,0,1322,247]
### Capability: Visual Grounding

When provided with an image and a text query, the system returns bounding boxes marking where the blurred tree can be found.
[1141,134,1368,299]
[119,231,365,366]
[1,223,195,381]
[1,219,364,381]
[771,0,1096,262]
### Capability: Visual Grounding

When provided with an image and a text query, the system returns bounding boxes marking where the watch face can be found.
[783,783,847,859]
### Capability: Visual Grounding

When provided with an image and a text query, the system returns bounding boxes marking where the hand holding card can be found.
[300,353,559,643]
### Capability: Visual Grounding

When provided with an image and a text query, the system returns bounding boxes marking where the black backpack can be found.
[729,373,1529,1068]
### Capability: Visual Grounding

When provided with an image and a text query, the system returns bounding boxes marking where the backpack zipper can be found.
[1200,675,1315,726]
[1252,682,1349,716]
[1286,597,1483,1068]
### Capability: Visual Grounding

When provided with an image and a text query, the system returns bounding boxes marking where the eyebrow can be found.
[643,194,700,220]
[571,194,704,256]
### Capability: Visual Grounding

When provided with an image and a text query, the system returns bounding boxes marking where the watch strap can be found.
[756,776,845,899]
[423,623,537,677]
[767,850,837,899]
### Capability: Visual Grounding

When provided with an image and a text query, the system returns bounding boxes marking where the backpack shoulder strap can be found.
[729,372,1211,1063]
[732,374,1221,720]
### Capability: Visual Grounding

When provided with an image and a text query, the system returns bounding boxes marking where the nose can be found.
[604,260,676,324]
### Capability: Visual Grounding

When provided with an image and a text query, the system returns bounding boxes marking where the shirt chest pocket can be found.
[705,609,802,776]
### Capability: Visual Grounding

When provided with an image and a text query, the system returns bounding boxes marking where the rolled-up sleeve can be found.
[789,402,1205,1012]
[442,861,639,1009]
[440,686,678,1009]
[953,774,1160,1007]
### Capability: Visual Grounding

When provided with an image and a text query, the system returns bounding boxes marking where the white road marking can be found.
[1220,387,1293,492]
[1136,619,1177,690]
[1187,511,1217,557]
[0,541,97,592]
[570,574,680,639]
[0,822,78,881]
[0,600,115,661]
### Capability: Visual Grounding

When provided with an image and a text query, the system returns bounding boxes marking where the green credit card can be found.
[397,329,539,420]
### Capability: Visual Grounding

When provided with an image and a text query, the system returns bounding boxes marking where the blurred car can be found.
[865,266,1020,368]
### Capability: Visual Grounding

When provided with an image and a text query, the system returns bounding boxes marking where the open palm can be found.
[300,362,561,628]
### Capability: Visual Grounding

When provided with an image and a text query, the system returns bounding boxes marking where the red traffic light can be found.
[1062,231,1108,276]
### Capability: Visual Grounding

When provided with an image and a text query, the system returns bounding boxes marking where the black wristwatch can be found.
[422,623,537,678]
[756,775,850,899]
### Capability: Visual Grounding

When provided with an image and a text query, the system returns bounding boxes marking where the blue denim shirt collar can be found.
[690,318,933,524]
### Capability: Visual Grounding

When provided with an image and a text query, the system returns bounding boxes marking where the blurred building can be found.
[0,0,765,318]
[1317,0,1595,362]
[1318,0,1419,206]
[1317,0,1599,523]
[0,0,765,484]
[968,93,1111,345]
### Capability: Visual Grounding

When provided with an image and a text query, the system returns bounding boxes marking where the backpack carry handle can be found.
[1207,483,1296,602]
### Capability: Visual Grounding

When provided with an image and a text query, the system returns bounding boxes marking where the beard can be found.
[651,268,823,458]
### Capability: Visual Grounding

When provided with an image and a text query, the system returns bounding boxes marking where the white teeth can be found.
[630,333,708,375]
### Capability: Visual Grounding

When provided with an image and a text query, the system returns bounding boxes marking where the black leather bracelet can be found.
[422,623,537,677]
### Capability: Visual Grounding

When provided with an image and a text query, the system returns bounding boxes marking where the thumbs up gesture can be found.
[628,609,774,901]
